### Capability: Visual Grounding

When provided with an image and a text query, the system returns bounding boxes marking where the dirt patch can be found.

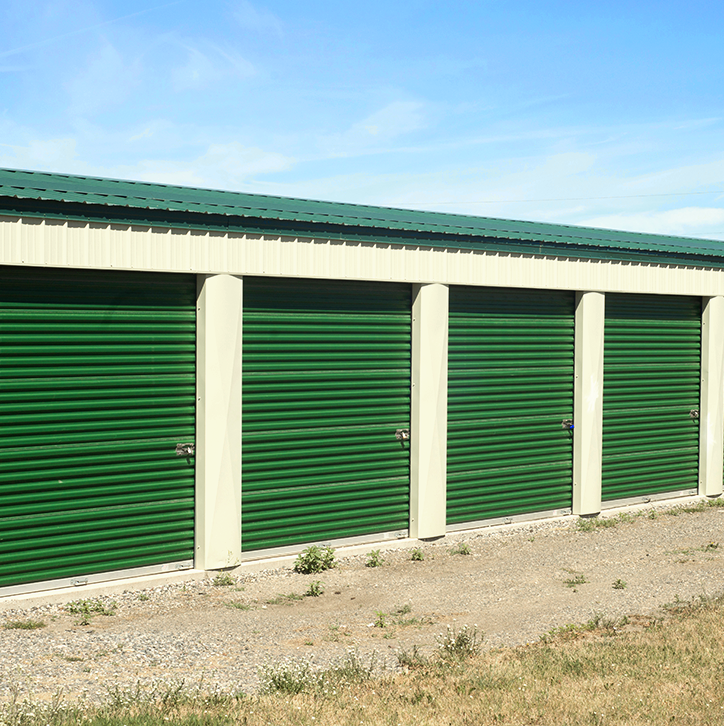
[2,501,724,703]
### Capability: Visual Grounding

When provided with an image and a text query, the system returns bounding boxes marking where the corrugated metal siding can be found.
[602,294,701,501]
[5,218,724,297]
[447,287,575,523]
[242,277,411,551]
[0,267,196,589]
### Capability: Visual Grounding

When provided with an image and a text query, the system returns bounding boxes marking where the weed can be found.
[703,542,720,551]
[266,592,304,605]
[66,598,117,625]
[411,547,425,561]
[394,604,412,615]
[226,601,254,611]
[374,611,387,628]
[305,580,324,597]
[3,619,46,630]
[293,545,336,574]
[137,592,150,601]
[563,572,588,589]
[612,578,627,590]
[576,516,618,532]
[212,572,235,587]
[258,650,376,695]
[366,549,384,567]
[437,624,482,660]
[397,644,428,670]
[451,542,471,555]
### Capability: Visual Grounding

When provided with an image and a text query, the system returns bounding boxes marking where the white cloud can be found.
[322,101,427,157]
[111,141,295,189]
[171,42,255,91]
[0,137,81,172]
[231,1,283,37]
[580,207,724,238]
[64,41,141,116]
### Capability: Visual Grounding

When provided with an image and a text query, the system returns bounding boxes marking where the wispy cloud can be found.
[64,41,142,116]
[231,0,283,37]
[0,0,186,60]
[320,101,427,158]
[171,41,255,92]
[580,207,724,239]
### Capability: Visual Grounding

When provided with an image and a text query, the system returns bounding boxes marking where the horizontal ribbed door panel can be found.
[602,294,701,501]
[0,267,196,589]
[447,287,574,524]
[242,278,411,551]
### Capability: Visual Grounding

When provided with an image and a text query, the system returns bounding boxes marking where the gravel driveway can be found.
[2,498,723,704]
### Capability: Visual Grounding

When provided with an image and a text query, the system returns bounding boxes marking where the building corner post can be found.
[573,291,604,515]
[410,283,449,539]
[195,274,243,569]
[699,296,724,497]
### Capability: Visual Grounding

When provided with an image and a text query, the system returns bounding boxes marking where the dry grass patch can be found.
[5,595,724,725]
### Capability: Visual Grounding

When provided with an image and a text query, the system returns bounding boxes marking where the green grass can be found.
[3,618,46,630]
[66,598,117,625]
[265,592,304,605]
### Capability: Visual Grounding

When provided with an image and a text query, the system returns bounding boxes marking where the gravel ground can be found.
[2,499,724,705]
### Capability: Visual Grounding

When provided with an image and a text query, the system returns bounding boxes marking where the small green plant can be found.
[703,542,720,551]
[305,580,324,597]
[293,545,336,574]
[212,572,235,587]
[366,549,384,567]
[137,592,150,601]
[451,542,471,555]
[411,547,425,561]
[437,624,482,660]
[3,619,46,630]
[394,604,412,616]
[266,592,304,605]
[374,611,387,628]
[66,598,117,625]
[226,601,254,611]
[563,572,588,589]
[613,578,627,590]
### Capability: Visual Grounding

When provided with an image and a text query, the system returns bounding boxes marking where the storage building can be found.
[1,167,723,596]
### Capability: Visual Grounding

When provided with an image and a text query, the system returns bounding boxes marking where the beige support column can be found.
[699,296,724,497]
[195,274,243,570]
[410,283,449,539]
[573,291,605,515]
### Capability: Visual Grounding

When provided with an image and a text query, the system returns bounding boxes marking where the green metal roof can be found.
[1,167,723,263]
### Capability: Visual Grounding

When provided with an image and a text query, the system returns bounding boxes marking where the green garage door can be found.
[447,287,575,524]
[602,294,701,501]
[242,278,411,551]
[0,267,196,591]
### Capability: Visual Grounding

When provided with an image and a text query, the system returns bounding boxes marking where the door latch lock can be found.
[561,419,574,430]
[395,429,411,441]
[690,409,700,419]
[175,443,195,456]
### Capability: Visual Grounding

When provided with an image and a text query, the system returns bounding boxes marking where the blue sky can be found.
[2,0,724,239]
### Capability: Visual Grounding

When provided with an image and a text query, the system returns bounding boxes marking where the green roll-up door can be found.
[0,267,196,590]
[602,294,701,501]
[447,287,575,524]
[242,277,411,551]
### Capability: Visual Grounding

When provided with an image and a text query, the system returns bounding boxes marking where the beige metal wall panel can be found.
[410,283,449,539]
[3,216,724,295]
[699,296,724,497]
[195,273,243,570]
[573,291,605,515]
